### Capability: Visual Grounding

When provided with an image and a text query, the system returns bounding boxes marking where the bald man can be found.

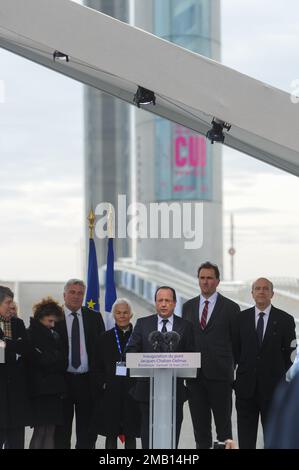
[235,278,297,449]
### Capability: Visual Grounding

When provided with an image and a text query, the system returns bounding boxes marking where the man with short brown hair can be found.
[182,262,240,449]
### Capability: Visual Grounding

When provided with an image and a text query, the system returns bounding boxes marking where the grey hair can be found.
[64,279,86,292]
[0,286,14,304]
[111,298,133,317]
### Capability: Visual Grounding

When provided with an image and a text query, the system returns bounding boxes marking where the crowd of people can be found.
[0,261,297,449]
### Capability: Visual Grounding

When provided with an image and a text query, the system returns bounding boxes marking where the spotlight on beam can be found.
[206,118,231,144]
[133,86,156,108]
[53,50,69,62]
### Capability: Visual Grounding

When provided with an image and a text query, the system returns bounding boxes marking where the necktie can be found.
[161,319,168,333]
[71,312,81,369]
[256,312,265,347]
[200,300,209,329]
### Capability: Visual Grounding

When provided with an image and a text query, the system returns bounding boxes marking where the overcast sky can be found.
[221,0,299,281]
[0,0,298,282]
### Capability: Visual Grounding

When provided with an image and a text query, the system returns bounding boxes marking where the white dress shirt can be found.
[199,291,218,325]
[255,304,271,339]
[65,307,89,373]
[157,314,174,332]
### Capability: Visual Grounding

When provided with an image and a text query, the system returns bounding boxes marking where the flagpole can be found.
[87,208,96,239]
[107,204,114,239]
[85,208,100,312]
[105,204,117,330]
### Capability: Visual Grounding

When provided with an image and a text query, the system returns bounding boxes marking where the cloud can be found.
[223,207,279,216]
[1,1,299,283]
[221,0,299,90]
[223,165,299,279]
[0,48,85,280]
[0,241,83,281]
[223,147,284,181]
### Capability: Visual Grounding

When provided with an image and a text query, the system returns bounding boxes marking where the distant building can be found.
[84,0,222,276]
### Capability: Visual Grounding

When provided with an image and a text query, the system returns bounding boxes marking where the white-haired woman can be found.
[92,298,140,449]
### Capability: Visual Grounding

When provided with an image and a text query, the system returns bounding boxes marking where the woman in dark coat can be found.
[0,286,31,449]
[93,298,140,449]
[27,297,67,449]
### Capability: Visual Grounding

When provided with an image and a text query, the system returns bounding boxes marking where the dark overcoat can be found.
[93,325,141,437]
[0,317,31,428]
[27,318,67,397]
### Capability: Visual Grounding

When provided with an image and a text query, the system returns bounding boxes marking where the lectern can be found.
[127,352,200,449]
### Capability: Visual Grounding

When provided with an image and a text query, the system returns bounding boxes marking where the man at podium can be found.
[126,286,194,449]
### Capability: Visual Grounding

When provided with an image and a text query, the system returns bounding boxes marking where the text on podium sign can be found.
[126,352,201,369]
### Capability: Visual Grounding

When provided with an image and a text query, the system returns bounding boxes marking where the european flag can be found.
[105,238,117,313]
[85,238,100,311]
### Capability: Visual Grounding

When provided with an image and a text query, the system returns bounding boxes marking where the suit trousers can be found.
[105,436,136,449]
[236,382,272,449]
[139,401,183,449]
[54,373,95,449]
[0,427,25,449]
[188,375,233,449]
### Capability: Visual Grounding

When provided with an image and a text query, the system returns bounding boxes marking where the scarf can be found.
[0,315,12,339]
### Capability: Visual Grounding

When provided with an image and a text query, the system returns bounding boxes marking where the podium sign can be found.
[127,352,200,449]
[0,340,5,364]
[127,352,200,370]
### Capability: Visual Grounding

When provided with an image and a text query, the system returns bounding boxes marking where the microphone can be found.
[163,331,180,352]
[148,331,163,352]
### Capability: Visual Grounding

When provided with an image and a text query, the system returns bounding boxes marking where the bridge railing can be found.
[101,258,251,313]
[100,258,299,337]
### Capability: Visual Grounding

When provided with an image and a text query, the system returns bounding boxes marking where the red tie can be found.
[200,300,209,329]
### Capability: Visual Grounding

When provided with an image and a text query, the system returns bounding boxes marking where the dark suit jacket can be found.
[182,293,240,382]
[126,314,195,402]
[55,306,105,392]
[235,306,296,400]
[0,317,31,428]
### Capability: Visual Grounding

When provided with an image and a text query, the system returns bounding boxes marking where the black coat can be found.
[92,325,140,437]
[182,293,240,382]
[235,306,297,400]
[27,318,67,397]
[126,314,195,402]
[0,317,31,428]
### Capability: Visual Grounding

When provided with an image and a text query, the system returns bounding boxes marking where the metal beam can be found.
[0,0,298,175]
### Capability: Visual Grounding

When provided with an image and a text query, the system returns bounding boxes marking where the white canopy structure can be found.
[0,0,298,176]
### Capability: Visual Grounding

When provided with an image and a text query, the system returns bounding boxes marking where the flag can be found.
[105,238,117,316]
[85,237,100,311]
